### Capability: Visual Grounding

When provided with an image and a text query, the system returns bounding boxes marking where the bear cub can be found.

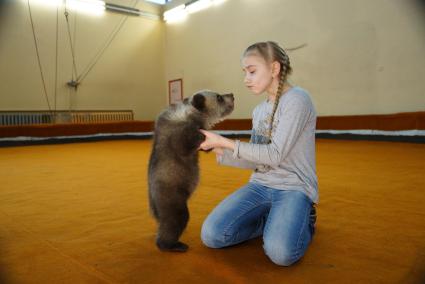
[148,90,234,252]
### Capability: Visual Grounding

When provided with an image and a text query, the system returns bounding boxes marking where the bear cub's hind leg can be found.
[156,201,189,252]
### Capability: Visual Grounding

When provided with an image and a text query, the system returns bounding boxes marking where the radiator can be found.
[0,111,134,126]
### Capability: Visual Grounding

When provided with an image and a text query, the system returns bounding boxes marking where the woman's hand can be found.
[199,129,223,150]
[212,147,224,156]
[199,129,235,151]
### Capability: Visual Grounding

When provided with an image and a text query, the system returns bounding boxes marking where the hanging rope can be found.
[76,0,138,84]
[54,4,59,115]
[27,0,53,114]
[62,0,138,86]
[69,11,78,114]
[76,15,128,84]
[28,0,138,99]
[64,1,79,87]
[73,11,78,77]
[27,0,139,116]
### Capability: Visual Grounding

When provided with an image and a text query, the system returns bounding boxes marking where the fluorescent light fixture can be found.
[163,4,187,22]
[28,0,62,8]
[105,3,160,19]
[186,0,211,14]
[24,0,160,19]
[66,0,105,16]
[106,3,140,15]
[163,0,227,23]
[25,0,105,16]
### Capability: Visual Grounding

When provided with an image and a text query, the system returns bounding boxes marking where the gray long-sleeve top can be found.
[218,86,318,203]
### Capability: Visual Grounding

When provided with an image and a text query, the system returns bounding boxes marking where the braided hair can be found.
[243,41,292,143]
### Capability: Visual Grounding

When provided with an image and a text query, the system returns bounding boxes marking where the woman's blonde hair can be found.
[243,41,292,142]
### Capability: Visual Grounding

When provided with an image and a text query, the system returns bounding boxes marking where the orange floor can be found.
[0,139,424,283]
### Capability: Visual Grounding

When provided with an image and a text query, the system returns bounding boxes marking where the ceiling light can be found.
[163,0,228,23]
[27,0,62,8]
[66,0,105,16]
[163,4,187,22]
[186,0,211,14]
[105,3,160,19]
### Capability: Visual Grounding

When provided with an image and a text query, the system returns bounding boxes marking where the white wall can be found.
[0,0,166,120]
[1,0,424,121]
[164,0,425,117]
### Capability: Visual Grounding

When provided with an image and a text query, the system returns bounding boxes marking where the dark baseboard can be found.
[0,134,152,148]
[1,132,423,147]
[315,133,425,143]
[0,111,424,146]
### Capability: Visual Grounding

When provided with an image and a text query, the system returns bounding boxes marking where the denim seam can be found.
[293,202,310,261]
[222,202,270,244]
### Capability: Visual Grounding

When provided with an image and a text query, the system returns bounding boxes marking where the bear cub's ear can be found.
[192,93,206,111]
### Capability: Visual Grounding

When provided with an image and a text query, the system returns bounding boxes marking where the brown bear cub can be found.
[148,90,234,252]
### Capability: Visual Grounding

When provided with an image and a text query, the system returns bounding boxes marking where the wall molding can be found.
[316,111,425,131]
[214,112,425,131]
[0,112,424,141]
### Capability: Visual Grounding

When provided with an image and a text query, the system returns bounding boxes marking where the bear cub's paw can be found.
[157,240,189,253]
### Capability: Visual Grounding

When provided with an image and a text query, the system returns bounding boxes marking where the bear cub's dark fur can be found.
[148,91,234,252]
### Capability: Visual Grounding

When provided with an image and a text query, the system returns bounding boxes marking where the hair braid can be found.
[265,42,292,143]
[243,41,292,144]
[267,71,285,140]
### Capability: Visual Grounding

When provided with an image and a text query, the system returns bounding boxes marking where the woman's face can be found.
[242,54,274,95]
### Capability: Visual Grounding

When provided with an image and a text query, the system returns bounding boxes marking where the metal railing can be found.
[0,110,134,126]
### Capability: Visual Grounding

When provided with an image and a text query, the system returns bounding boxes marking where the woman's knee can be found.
[200,219,226,248]
[263,240,303,266]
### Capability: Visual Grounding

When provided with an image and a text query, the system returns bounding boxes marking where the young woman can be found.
[199,41,318,266]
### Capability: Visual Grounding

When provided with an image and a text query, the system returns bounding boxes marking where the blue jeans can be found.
[201,182,316,266]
